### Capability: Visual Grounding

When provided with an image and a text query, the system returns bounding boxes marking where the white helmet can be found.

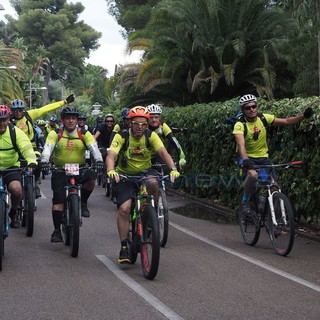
[147,104,162,115]
[239,94,257,107]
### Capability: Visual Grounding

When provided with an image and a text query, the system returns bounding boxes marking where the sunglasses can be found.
[105,120,114,123]
[131,121,148,128]
[13,109,24,112]
[244,105,257,111]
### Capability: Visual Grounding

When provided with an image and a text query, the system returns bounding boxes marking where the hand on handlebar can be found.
[41,161,50,175]
[242,159,254,170]
[95,161,105,174]
[107,169,119,182]
[170,169,180,183]
[27,163,37,173]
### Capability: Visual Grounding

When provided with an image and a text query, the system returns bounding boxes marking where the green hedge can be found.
[162,96,320,222]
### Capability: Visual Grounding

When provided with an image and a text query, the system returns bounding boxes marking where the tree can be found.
[122,0,295,106]
[9,0,101,91]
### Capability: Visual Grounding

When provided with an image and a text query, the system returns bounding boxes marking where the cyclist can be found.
[46,116,60,135]
[0,106,37,228]
[78,113,91,132]
[91,115,104,135]
[106,106,180,263]
[10,95,75,198]
[147,103,186,169]
[233,94,313,212]
[41,107,104,242]
[94,113,116,150]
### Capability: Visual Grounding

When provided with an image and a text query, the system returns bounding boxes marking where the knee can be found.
[8,181,22,197]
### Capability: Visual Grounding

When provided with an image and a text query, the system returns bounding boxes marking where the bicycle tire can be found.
[25,183,35,237]
[140,203,160,280]
[268,192,295,256]
[69,194,80,257]
[0,199,5,271]
[158,188,169,247]
[238,193,261,246]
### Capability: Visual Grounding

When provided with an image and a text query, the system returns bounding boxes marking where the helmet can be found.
[0,105,12,119]
[60,106,79,118]
[129,106,150,119]
[50,116,57,122]
[37,119,46,126]
[105,113,115,121]
[10,99,26,110]
[239,94,257,107]
[120,108,130,119]
[78,113,87,120]
[147,104,162,115]
[96,116,104,123]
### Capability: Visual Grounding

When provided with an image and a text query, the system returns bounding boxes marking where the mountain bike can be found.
[238,161,302,256]
[152,163,170,247]
[120,172,160,280]
[51,163,94,257]
[16,169,35,237]
[0,167,22,271]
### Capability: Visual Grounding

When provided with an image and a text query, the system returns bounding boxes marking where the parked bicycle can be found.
[51,163,94,257]
[152,163,170,247]
[238,161,302,256]
[0,167,23,271]
[120,173,161,280]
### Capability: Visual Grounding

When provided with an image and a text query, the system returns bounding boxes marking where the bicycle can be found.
[238,161,302,256]
[119,172,161,280]
[51,163,94,257]
[0,167,23,271]
[16,169,36,237]
[152,163,170,247]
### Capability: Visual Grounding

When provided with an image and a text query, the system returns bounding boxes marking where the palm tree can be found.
[124,0,295,105]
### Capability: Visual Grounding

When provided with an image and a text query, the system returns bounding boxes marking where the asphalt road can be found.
[0,176,319,320]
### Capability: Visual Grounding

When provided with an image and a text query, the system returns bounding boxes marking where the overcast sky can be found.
[0,0,141,75]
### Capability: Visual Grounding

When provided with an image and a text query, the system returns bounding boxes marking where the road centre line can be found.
[170,222,320,293]
[96,255,185,320]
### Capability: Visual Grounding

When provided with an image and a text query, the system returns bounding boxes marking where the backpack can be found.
[56,127,87,147]
[2,123,18,152]
[117,129,152,168]
[226,111,268,137]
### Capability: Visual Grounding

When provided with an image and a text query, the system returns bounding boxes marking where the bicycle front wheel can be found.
[68,194,80,257]
[0,199,5,271]
[238,193,261,246]
[158,188,169,247]
[25,183,35,237]
[268,192,295,256]
[140,203,160,280]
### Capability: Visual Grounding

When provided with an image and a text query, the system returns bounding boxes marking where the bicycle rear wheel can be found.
[25,183,35,237]
[158,188,169,247]
[68,194,80,257]
[268,192,294,256]
[238,193,261,246]
[0,199,5,271]
[140,203,160,280]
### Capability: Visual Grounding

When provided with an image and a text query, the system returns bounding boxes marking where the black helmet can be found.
[96,116,104,123]
[120,108,130,119]
[78,113,87,120]
[61,106,79,119]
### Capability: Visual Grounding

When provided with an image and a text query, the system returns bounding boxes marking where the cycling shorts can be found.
[3,166,22,186]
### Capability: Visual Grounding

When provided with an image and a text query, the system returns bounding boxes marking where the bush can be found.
[163,96,320,221]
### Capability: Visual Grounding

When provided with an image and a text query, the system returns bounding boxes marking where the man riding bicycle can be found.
[147,104,186,169]
[233,94,313,211]
[41,106,104,242]
[10,95,75,198]
[0,106,37,228]
[106,106,180,263]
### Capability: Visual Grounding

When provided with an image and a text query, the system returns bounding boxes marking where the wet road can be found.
[0,176,319,319]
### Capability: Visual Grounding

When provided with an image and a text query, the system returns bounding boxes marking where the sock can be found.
[121,240,128,247]
[242,194,249,203]
[52,210,63,230]
[81,189,92,204]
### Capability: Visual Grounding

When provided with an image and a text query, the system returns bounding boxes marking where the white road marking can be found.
[96,255,185,320]
[170,222,320,293]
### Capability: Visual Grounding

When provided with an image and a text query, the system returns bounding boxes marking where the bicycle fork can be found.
[65,177,82,227]
[267,188,287,226]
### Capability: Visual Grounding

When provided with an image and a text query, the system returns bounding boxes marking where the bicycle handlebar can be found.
[252,161,303,170]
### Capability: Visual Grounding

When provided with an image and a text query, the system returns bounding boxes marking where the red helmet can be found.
[129,106,150,119]
[0,105,12,119]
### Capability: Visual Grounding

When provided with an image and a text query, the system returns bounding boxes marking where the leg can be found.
[8,180,23,228]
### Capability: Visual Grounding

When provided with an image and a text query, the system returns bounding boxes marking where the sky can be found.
[0,0,141,75]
